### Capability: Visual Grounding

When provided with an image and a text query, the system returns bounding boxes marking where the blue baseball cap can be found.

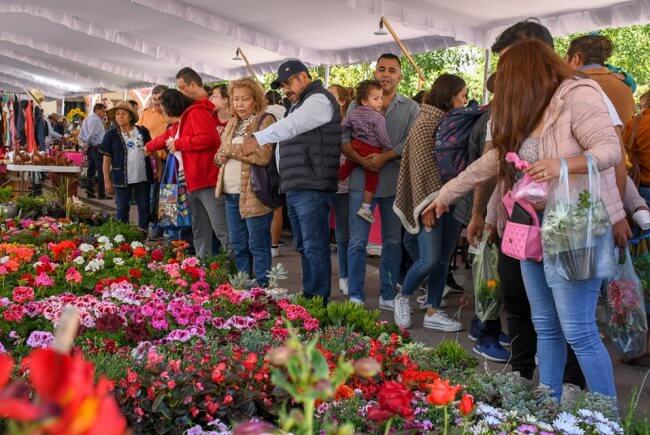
[271,59,309,90]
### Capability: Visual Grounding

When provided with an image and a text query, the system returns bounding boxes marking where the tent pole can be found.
[380,16,426,90]
[324,64,330,88]
[482,49,491,104]
[236,47,258,82]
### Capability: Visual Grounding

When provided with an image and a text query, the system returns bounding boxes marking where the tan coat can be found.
[215,113,276,218]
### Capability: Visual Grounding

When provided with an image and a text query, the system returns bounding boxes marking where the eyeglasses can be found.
[280,74,300,90]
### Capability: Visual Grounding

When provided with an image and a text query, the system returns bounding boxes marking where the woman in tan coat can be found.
[215,77,276,286]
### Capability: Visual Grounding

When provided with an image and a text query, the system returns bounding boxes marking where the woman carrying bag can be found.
[215,78,277,286]
[422,40,623,401]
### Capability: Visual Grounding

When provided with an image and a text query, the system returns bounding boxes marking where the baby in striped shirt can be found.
[339,79,391,223]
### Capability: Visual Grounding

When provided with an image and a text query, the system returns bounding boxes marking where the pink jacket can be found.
[436,78,625,234]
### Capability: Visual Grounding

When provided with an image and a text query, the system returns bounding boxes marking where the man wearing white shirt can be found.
[242,60,341,303]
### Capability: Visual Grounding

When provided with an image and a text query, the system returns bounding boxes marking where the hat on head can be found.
[271,59,309,90]
[107,100,139,124]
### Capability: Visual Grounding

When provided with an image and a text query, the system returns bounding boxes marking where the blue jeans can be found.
[286,190,333,301]
[347,191,401,302]
[520,260,616,400]
[115,181,150,230]
[333,193,349,279]
[401,211,462,307]
[224,194,273,286]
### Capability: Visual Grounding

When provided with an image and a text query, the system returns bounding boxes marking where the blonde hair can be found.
[228,77,267,117]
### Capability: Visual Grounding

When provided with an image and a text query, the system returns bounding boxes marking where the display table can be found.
[7,164,81,195]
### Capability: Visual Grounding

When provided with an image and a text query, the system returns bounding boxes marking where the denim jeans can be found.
[224,194,273,286]
[520,259,616,400]
[333,193,349,279]
[286,190,333,301]
[347,191,401,302]
[86,146,105,196]
[188,187,230,259]
[115,182,150,230]
[400,211,462,307]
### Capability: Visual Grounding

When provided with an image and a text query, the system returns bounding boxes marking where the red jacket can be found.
[146,99,220,193]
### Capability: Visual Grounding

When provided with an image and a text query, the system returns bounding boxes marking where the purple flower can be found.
[165,329,192,342]
[26,331,55,348]
[0,341,5,353]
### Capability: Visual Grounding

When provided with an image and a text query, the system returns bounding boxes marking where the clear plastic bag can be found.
[541,154,617,287]
[506,152,547,204]
[606,249,648,359]
[471,237,502,322]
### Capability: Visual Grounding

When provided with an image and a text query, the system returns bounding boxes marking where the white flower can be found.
[0,256,8,264]
[113,257,124,266]
[130,241,144,250]
[96,236,110,244]
[554,412,584,435]
[100,242,114,251]
[73,256,85,265]
[33,261,42,270]
[84,258,105,273]
[594,422,615,435]
[114,234,125,243]
[79,243,94,253]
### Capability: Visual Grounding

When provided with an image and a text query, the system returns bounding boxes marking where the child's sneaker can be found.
[356,207,375,223]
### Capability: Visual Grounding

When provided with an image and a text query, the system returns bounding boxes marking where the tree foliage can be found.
[257,24,649,102]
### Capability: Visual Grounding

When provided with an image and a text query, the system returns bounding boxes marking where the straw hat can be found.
[27,88,45,104]
[107,100,139,124]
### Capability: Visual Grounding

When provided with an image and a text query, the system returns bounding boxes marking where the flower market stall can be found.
[0,216,634,434]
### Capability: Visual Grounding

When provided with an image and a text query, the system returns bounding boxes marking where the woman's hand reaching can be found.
[421,199,449,228]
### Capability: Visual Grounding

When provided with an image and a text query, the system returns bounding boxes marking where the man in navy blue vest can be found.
[242,60,342,303]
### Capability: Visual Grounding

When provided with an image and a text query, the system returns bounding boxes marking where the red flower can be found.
[335,384,354,400]
[133,247,147,258]
[128,268,142,280]
[0,354,12,388]
[458,393,474,416]
[223,394,233,405]
[426,378,462,407]
[242,353,258,371]
[367,381,414,422]
[151,249,164,262]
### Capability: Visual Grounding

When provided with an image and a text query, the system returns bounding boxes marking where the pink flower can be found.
[12,286,35,304]
[26,330,54,348]
[285,304,308,321]
[34,272,54,287]
[65,267,82,284]
[303,317,320,331]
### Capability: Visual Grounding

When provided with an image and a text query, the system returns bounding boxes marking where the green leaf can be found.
[310,347,329,380]
[152,392,167,412]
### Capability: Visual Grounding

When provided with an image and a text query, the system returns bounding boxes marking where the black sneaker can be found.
[446,272,464,293]
[98,194,113,200]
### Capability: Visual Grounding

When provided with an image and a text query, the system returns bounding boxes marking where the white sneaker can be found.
[339,277,349,295]
[271,246,280,258]
[349,297,364,306]
[423,311,462,332]
[378,296,394,311]
[394,294,412,328]
[356,207,375,223]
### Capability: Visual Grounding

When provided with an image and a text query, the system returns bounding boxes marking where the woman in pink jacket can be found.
[423,40,620,401]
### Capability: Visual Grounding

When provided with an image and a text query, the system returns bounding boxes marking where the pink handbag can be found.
[501,192,543,262]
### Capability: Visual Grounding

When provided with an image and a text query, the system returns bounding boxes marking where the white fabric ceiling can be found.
[0,0,648,96]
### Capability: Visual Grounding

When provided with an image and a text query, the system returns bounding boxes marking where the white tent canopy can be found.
[1,0,649,96]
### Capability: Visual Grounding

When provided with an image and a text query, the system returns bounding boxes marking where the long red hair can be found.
[492,39,575,187]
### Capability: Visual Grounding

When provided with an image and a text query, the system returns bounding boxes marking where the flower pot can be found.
[557,247,595,281]
[0,202,18,218]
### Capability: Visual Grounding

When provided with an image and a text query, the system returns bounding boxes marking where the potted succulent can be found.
[0,185,17,218]
[542,191,610,280]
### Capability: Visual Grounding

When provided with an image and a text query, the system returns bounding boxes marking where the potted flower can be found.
[0,185,17,218]
[542,191,610,280]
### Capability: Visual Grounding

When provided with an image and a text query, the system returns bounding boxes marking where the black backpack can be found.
[433,100,488,183]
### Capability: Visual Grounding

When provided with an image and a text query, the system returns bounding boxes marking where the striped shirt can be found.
[342,105,391,150]
[343,94,420,197]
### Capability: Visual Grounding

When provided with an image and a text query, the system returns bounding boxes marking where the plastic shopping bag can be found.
[471,237,502,322]
[541,154,616,287]
[606,248,648,359]
[630,232,650,316]
[506,152,547,204]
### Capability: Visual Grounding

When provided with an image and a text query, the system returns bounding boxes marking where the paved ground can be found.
[84,192,649,412]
